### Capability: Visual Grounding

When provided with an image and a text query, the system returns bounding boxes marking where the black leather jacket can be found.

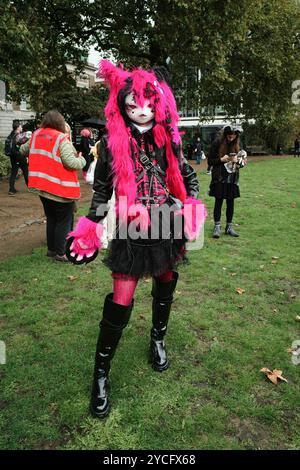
[87,134,199,223]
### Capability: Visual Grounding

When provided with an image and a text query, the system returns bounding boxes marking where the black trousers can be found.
[9,156,28,191]
[40,196,74,255]
[213,198,234,224]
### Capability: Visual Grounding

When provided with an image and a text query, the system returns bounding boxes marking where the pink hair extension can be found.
[98,59,129,90]
[99,61,137,215]
[153,124,167,148]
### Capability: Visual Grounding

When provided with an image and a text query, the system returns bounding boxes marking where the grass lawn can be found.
[0,157,299,450]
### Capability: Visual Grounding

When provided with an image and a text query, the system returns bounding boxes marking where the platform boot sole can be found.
[152,360,170,372]
[149,348,170,372]
[90,402,111,419]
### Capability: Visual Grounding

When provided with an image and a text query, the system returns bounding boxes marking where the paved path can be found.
[0,176,93,260]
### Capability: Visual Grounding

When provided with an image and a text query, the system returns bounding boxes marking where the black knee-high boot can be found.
[90,293,133,419]
[150,272,178,372]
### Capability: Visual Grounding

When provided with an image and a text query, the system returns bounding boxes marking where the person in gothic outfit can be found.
[66,60,207,418]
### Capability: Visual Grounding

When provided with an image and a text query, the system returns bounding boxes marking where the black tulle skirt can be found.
[103,229,188,278]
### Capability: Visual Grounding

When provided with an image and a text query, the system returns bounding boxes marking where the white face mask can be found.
[125,92,154,126]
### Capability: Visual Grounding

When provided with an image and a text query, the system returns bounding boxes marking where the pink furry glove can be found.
[182,197,207,242]
[66,217,104,265]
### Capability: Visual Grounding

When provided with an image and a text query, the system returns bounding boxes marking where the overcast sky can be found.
[88,47,101,67]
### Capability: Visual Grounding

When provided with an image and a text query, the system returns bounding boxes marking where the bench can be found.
[246,146,268,156]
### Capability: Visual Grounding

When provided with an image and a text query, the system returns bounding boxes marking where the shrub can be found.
[0,140,11,178]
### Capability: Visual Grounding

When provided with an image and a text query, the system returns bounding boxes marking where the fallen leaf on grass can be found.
[290,294,296,299]
[287,347,300,356]
[236,287,245,295]
[272,256,279,260]
[175,290,182,295]
[260,265,265,269]
[144,279,151,283]
[295,316,300,322]
[291,202,296,208]
[231,273,237,277]
[33,278,38,282]
[273,308,278,313]
[260,368,288,384]
[271,260,278,264]
[68,275,78,281]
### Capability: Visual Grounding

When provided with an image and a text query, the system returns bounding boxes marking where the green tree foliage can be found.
[0,0,88,104]
[1,0,300,125]
[38,80,108,121]
[243,109,300,152]
[82,0,300,123]
[0,141,11,177]
[218,0,300,122]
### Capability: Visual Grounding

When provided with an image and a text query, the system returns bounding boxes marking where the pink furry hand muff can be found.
[66,217,103,264]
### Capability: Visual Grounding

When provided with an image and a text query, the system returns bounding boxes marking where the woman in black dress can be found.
[208,125,247,238]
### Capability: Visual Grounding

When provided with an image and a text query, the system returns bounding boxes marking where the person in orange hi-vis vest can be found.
[20,110,86,261]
